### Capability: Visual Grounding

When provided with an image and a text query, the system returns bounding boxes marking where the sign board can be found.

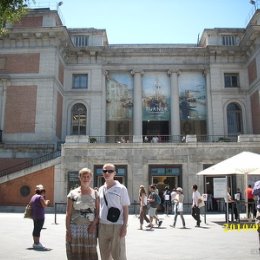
[67,171,79,192]
[213,178,227,198]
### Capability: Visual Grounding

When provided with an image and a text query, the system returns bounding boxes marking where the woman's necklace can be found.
[80,186,91,195]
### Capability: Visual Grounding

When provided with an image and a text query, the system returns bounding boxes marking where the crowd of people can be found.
[137,183,203,230]
[27,167,260,259]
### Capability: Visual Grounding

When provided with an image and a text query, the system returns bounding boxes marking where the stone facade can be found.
[0,8,260,207]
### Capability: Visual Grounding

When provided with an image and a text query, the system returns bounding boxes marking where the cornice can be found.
[0,26,74,50]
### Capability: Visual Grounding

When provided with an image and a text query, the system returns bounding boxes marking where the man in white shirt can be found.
[191,184,201,227]
[98,163,130,260]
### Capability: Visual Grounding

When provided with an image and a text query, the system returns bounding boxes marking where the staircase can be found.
[0,150,61,178]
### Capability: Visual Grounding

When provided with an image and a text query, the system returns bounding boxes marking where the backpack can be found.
[154,193,161,205]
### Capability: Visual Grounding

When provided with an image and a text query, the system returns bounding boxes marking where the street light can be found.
[249,0,257,10]
[56,1,63,10]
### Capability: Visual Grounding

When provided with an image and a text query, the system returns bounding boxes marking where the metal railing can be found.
[0,143,55,150]
[0,150,61,178]
[86,135,239,144]
[0,134,246,177]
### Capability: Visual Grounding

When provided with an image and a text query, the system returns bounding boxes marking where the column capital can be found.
[202,69,208,76]
[0,76,10,87]
[103,70,110,79]
[167,70,180,76]
[130,69,144,76]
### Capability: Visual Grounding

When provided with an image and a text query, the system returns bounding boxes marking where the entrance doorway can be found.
[151,176,178,192]
[149,165,182,213]
[143,121,169,142]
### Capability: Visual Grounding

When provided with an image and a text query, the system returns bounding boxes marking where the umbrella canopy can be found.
[197,151,260,176]
[248,168,260,175]
[196,151,260,220]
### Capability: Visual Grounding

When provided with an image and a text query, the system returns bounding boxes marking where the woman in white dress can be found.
[172,187,186,228]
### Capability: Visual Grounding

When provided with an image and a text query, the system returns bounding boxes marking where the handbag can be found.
[107,207,121,222]
[198,197,205,208]
[24,204,32,219]
[103,190,120,223]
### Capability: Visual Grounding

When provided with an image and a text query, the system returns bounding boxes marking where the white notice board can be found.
[213,178,227,198]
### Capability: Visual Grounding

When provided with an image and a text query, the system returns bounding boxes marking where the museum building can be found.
[0,8,260,211]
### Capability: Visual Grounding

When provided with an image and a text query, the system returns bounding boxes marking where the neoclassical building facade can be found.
[0,8,260,210]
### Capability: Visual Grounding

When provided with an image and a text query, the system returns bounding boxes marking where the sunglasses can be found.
[102,169,114,174]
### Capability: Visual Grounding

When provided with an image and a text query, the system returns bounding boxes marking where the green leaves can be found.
[0,0,34,35]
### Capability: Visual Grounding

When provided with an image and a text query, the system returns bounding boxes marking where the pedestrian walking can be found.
[191,184,201,227]
[138,185,150,230]
[171,187,185,228]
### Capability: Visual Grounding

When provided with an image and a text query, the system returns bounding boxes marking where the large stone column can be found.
[102,70,109,136]
[204,70,213,135]
[131,70,143,141]
[168,70,180,137]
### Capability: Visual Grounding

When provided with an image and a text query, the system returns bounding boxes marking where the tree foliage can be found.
[0,0,34,34]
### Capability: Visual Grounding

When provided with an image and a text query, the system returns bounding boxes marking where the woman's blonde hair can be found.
[79,167,93,177]
[139,185,146,197]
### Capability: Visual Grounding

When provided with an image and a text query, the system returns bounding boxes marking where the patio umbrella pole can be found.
[245,173,249,221]
[226,176,229,224]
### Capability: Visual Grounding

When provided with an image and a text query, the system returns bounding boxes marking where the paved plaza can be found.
[0,212,259,260]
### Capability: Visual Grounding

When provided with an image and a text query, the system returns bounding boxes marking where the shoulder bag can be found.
[103,190,120,223]
[24,204,32,219]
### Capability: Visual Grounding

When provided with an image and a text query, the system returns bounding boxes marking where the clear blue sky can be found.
[31,0,258,44]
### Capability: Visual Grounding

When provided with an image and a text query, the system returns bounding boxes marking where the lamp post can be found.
[249,0,257,11]
[56,1,63,10]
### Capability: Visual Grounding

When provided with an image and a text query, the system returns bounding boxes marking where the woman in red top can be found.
[246,185,256,219]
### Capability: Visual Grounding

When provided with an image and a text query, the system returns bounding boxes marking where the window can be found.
[227,103,243,135]
[222,35,235,46]
[73,35,88,47]
[73,74,88,89]
[71,103,87,135]
[20,185,31,197]
[224,73,239,88]
[94,165,128,187]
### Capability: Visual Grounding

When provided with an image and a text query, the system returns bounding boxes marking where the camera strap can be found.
[103,190,109,207]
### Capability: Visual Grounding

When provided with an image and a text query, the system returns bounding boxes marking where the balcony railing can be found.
[83,135,239,144]
[1,134,256,177]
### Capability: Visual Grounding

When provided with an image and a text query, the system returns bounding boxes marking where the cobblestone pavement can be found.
[0,212,259,260]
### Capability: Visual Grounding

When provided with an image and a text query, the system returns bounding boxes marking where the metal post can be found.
[54,203,57,224]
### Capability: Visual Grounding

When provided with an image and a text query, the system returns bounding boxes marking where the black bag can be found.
[107,207,121,222]
[103,190,121,223]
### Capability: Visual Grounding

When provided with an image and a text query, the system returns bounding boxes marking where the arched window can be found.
[227,103,243,135]
[71,103,87,135]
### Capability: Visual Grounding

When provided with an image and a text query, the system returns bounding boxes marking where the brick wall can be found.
[14,16,43,28]
[251,90,260,134]
[248,58,257,85]
[0,166,54,206]
[0,53,40,73]
[4,86,37,133]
